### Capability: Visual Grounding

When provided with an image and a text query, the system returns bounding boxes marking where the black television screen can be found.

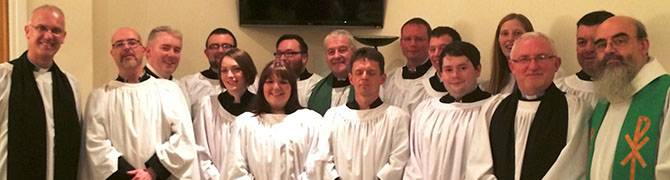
[239,0,385,28]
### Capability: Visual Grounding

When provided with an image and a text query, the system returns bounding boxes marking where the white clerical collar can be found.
[521,91,545,101]
[26,57,52,72]
[146,63,169,79]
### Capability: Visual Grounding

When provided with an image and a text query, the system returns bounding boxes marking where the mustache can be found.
[601,53,624,65]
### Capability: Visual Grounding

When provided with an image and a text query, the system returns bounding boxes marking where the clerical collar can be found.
[346,97,383,110]
[144,64,173,80]
[520,91,545,101]
[218,90,256,116]
[299,69,313,81]
[575,70,593,81]
[115,70,151,83]
[402,59,432,79]
[201,68,218,80]
[25,56,52,72]
[429,72,447,92]
[332,77,350,88]
[440,87,491,103]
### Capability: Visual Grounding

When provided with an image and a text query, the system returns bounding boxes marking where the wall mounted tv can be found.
[239,0,385,28]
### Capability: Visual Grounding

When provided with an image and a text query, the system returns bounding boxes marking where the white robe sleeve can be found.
[655,88,670,177]
[154,84,199,179]
[465,95,505,180]
[227,114,254,180]
[192,96,220,180]
[82,88,124,180]
[376,108,410,180]
[306,110,339,180]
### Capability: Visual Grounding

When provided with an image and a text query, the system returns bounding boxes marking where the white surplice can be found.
[416,75,448,106]
[555,74,599,108]
[192,94,238,180]
[590,59,670,179]
[298,73,323,107]
[311,103,410,180]
[0,63,82,180]
[227,109,323,180]
[179,72,222,112]
[381,67,436,114]
[80,78,198,180]
[465,93,592,180]
[404,97,489,180]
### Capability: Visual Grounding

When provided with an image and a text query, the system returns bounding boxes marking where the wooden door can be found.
[0,0,8,63]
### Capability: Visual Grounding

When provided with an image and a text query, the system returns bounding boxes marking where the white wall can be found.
[15,0,670,104]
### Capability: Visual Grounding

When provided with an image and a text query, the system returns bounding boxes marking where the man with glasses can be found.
[588,16,670,179]
[0,5,81,179]
[180,28,236,108]
[275,34,322,106]
[144,26,183,81]
[80,27,198,180]
[308,29,357,115]
[382,18,435,114]
[555,11,614,108]
[467,32,591,180]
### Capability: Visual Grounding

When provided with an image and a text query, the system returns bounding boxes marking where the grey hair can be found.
[510,32,557,57]
[634,19,648,39]
[323,29,357,50]
[147,25,183,45]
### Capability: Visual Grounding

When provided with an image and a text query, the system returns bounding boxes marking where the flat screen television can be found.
[239,0,385,28]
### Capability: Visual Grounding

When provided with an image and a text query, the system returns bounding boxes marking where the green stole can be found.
[307,73,356,115]
[588,75,670,180]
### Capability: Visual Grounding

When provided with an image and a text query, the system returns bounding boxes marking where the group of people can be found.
[0,4,668,180]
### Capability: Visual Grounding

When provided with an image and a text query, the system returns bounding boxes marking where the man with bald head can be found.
[80,27,198,179]
[588,16,670,179]
[467,32,591,180]
[0,4,81,179]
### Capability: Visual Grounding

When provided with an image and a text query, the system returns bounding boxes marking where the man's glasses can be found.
[594,35,633,52]
[112,39,141,49]
[510,54,556,64]
[29,24,65,36]
[208,43,234,50]
[274,51,303,58]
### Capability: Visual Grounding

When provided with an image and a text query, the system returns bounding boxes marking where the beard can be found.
[593,53,642,103]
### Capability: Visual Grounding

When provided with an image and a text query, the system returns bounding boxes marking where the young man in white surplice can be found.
[309,47,410,180]
[404,41,491,180]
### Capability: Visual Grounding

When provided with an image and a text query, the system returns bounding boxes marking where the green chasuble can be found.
[588,75,670,180]
[307,73,356,115]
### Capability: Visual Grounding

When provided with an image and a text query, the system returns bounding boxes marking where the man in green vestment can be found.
[307,29,357,115]
[588,16,670,179]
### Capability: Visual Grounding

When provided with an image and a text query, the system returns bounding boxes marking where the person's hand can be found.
[127,168,157,180]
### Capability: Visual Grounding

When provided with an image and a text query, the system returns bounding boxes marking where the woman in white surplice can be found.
[192,48,257,180]
[226,60,323,180]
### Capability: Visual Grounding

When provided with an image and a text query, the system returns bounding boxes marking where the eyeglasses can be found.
[510,54,556,64]
[594,35,631,52]
[29,24,65,36]
[273,51,303,58]
[326,47,349,56]
[208,43,234,50]
[112,39,141,49]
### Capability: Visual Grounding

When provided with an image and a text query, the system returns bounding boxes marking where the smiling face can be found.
[428,35,454,70]
[498,19,526,58]
[593,16,649,76]
[25,8,66,61]
[325,35,353,79]
[263,74,292,113]
[401,24,430,66]
[508,37,561,96]
[110,28,145,70]
[205,34,235,69]
[349,59,386,98]
[440,55,481,99]
[220,56,247,94]
[576,25,600,76]
[146,32,182,78]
